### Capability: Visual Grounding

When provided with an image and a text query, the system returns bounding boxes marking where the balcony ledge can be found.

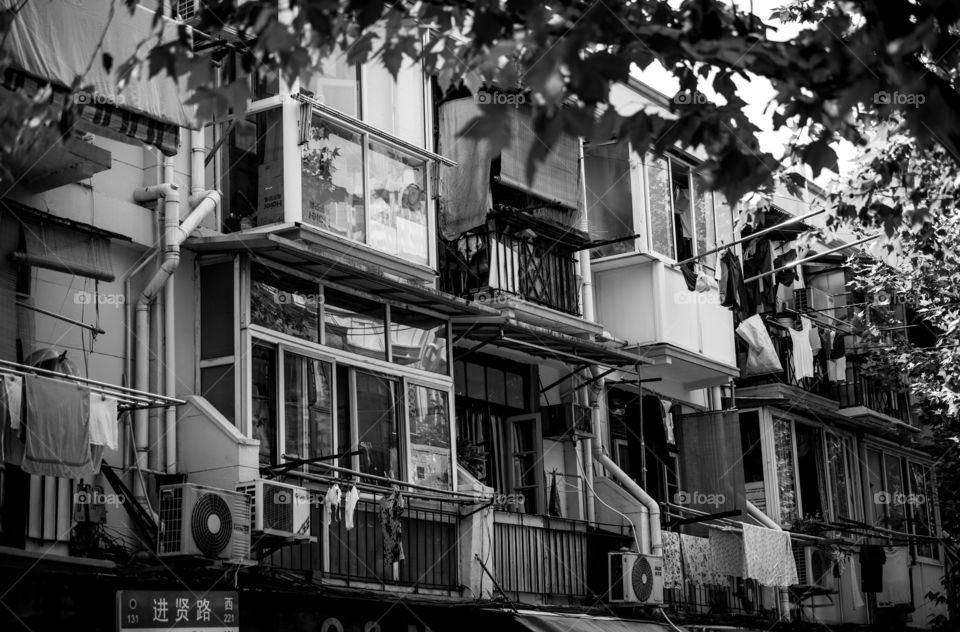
[627,341,739,389]
[735,383,840,416]
[497,296,603,337]
[837,405,919,434]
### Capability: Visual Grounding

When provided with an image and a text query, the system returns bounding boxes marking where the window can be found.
[301,115,431,264]
[908,462,937,559]
[200,261,236,423]
[773,417,798,528]
[390,309,448,374]
[585,142,635,258]
[322,289,386,360]
[407,384,452,490]
[250,265,320,343]
[646,156,675,259]
[305,48,427,147]
[283,352,334,470]
[867,447,939,560]
[354,371,401,479]
[510,415,542,513]
[252,343,278,465]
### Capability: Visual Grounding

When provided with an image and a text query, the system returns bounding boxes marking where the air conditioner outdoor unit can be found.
[793,286,835,313]
[236,479,312,540]
[541,403,593,438]
[157,483,251,561]
[174,0,248,23]
[608,552,664,604]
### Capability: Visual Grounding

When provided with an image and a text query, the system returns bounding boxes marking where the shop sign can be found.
[117,590,238,632]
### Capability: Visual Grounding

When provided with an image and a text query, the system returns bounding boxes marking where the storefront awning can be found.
[187,229,496,319]
[452,317,648,367]
[512,611,672,632]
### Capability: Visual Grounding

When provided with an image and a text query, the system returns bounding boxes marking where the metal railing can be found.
[736,321,835,399]
[832,359,913,424]
[442,221,580,315]
[267,482,461,591]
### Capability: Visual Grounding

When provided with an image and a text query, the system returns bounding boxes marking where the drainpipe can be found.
[133,178,221,482]
[747,499,792,619]
[577,140,597,524]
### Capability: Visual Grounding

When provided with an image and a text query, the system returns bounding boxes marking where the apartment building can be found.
[0,3,949,631]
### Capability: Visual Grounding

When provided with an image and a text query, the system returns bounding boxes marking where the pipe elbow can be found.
[134,183,180,204]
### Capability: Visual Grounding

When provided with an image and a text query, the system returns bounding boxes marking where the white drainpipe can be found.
[577,140,597,524]
[577,139,661,555]
[133,170,220,480]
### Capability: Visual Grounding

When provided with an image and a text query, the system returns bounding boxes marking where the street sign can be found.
[117,590,239,632]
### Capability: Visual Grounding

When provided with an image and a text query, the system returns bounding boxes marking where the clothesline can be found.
[674,207,827,267]
[0,358,181,411]
[743,234,880,284]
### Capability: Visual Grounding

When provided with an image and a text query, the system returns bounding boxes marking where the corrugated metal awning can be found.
[452,317,647,368]
[512,611,673,632]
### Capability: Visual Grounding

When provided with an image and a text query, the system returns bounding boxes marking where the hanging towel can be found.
[859,544,886,593]
[324,484,342,527]
[88,394,118,450]
[709,527,744,578]
[2,375,22,430]
[662,530,684,588]
[736,314,783,375]
[22,375,93,478]
[379,489,405,563]
[344,485,360,531]
[848,554,865,609]
[1,384,24,466]
[788,318,815,379]
[741,523,799,588]
[827,357,847,383]
[681,533,723,586]
[878,546,911,605]
[809,324,822,355]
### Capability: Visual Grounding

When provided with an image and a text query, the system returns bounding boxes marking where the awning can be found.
[3,200,116,282]
[1,0,194,144]
[512,611,672,632]
[452,317,647,367]
[187,228,495,319]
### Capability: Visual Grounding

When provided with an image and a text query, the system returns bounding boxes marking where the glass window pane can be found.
[390,308,448,374]
[306,52,359,118]
[306,358,334,471]
[284,353,334,466]
[585,143,634,258]
[466,363,485,400]
[867,448,886,524]
[221,110,285,231]
[200,262,234,359]
[250,265,320,343]
[364,57,426,146]
[671,160,694,261]
[884,454,907,530]
[355,372,399,479]
[252,343,277,465]
[407,385,452,490]
[322,289,386,360]
[367,141,428,263]
[646,156,675,259]
[201,364,235,425]
[283,352,305,459]
[773,417,798,528]
[714,195,734,247]
[302,119,366,242]
[506,372,524,409]
[454,361,466,397]
[826,433,850,519]
[693,176,717,269]
[487,367,506,405]
[336,365,352,470]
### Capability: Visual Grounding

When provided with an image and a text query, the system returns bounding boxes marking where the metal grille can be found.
[175,1,197,20]
[262,482,293,533]
[158,486,184,554]
[794,545,809,584]
[229,492,252,560]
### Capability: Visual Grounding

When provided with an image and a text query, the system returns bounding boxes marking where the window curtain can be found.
[437,98,495,238]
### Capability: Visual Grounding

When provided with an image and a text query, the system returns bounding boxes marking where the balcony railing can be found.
[267,481,460,591]
[832,359,913,424]
[493,512,630,601]
[442,221,580,316]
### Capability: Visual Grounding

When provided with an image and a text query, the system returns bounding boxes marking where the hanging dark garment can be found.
[859,544,886,592]
[719,250,754,318]
[742,239,771,309]
[830,333,846,359]
[547,472,563,517]
[773,250,800,287]
[680,262,698,292]
[379,489,406,563]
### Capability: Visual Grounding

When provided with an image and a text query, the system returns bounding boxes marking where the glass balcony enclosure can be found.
[204,52,441,272]
[584,142,734,267]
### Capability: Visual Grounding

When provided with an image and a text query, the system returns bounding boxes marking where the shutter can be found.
[675,411,746,530]
[498,108,580,210]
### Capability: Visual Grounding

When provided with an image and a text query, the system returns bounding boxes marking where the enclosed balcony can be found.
[832,357,913,426]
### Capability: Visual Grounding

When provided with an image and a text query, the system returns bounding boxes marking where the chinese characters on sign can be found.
[117,591,238,632]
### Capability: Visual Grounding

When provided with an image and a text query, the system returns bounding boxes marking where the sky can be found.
[630,0,857,186]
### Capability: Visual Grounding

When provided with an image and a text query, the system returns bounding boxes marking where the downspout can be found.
[133,172,220,482]
[576,140,596,524]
